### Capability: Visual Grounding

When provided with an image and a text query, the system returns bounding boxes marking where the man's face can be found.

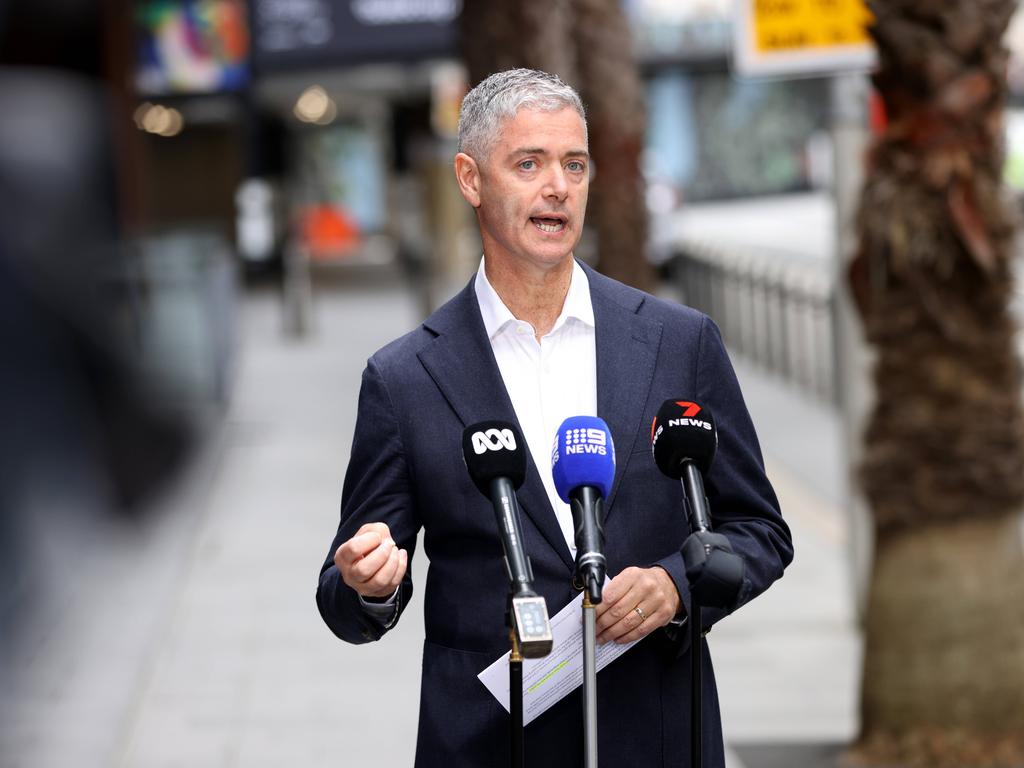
[463,107,589,274]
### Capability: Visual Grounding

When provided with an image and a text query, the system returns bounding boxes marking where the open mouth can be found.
[531,216,566,233]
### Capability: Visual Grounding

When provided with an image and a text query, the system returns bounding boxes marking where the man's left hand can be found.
[594,566,682,644]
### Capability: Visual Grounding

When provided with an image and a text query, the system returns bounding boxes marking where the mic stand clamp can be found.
[505,587,554,768]
[682,530,745,608]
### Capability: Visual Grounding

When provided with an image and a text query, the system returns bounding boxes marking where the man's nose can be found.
[543,167,569,201]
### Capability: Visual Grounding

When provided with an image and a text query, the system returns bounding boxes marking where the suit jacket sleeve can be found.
[654,315,794,639]
[316,355,421,644]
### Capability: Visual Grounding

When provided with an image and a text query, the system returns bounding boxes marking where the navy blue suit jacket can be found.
[317,263,793,767]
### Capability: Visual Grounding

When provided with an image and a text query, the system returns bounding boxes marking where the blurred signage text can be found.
[734,0,875,76]
[252,0,461,68]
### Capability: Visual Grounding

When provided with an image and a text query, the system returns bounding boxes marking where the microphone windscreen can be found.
[462,421,527,495]
[551,416,616,503]
[650,399,718,478]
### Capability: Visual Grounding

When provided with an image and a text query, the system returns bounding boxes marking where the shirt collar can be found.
[474,257,594,341]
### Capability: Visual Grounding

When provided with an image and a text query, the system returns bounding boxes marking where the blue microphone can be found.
[552,416,615,603]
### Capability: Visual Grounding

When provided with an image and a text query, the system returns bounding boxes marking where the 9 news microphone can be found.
[650,400,744,609]
[462,421,553,658]
[552,416,615,604]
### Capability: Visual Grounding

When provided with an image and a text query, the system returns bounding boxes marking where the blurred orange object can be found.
[301,205,359,258]
[869,88,887,136]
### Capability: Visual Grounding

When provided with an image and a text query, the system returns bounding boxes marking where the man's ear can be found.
[454,152,482,208]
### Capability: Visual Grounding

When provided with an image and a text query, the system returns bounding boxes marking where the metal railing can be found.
[671,241,837,404]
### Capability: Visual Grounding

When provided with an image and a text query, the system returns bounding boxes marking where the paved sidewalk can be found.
[1,276,860,768]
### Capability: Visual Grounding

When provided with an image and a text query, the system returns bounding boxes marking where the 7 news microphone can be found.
[552,416,616,604]
[462,421,553,658]
[651,399,744,608]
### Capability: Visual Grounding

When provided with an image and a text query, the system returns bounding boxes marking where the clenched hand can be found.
[335,523,408,599]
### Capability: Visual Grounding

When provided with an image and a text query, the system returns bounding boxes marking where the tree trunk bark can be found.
[459,0,520,88]
[573,0,653,291]
[851,0,1024,763]
[460,0,576,93]
[858,514,1024,765]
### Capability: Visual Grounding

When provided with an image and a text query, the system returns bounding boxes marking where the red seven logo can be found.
[675,401,701,417]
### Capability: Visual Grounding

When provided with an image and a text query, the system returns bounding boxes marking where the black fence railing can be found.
[670,241,837,404]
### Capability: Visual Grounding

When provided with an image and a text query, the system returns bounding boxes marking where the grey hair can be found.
[457,68,586,161]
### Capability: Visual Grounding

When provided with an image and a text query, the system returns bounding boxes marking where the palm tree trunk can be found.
[459,0,521,88]
[572,0,653,292]
[460,0,576,96]
[851,0,1024,763]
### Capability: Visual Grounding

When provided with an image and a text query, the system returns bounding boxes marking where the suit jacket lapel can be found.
[585,264,663,522]
[417,280,575,571]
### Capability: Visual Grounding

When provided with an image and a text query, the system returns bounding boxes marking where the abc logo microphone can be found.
[469,426,518,455]
[462,421,552,658]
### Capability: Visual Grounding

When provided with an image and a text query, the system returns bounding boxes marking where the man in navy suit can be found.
[317,69,793,767]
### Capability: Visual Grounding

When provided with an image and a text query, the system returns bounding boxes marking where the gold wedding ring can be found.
[633,605,647,622]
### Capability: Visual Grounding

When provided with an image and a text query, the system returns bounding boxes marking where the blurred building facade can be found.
[125,1,839,307]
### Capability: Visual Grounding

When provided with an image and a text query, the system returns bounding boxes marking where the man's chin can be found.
[530,249,576,270]
[528,237,580,266]
[482,239,578,273]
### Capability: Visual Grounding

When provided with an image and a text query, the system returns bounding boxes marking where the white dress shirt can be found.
[475,257,598,557]
[359,258,598,617]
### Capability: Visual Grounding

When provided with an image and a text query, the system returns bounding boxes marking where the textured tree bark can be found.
[459,0,652,291]
[573,0,653,291]
[859,515,1024,765]
[459,0,520,88]
[460,0,576,88]
[852,0,1024,763]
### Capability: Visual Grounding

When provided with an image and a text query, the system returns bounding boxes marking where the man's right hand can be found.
[334,523,409,599]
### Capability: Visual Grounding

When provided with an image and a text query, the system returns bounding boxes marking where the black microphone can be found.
[462,421,553,658]
[652,400,717,532]
[651,400,744,608]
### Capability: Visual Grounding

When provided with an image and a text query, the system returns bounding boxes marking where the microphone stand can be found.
[572,484,605,768]
[508,618,524,768]
[505,588,552,768]
[682,462,708,768]
[679,461,744,768]
[581,590,599,768]
[690,594,703,768]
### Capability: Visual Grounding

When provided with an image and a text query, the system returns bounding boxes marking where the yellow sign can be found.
[753,0,873,53]
[735,0,876,76]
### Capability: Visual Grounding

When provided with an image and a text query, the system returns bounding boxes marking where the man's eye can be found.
[519,160,535,170]
[567,161,585,172]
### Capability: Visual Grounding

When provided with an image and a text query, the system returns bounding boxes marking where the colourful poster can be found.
[136,0,250,94]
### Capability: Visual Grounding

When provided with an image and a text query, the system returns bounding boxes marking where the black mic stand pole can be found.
[690,592,704,768]
[682,459,709,768]
[504,594,524,768]
[508,619,524,768]
[679,460,743,768]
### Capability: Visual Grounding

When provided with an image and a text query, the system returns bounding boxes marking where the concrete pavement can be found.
[0,274,860,767]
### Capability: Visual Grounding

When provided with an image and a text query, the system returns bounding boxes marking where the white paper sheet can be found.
[476,589,639,725]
